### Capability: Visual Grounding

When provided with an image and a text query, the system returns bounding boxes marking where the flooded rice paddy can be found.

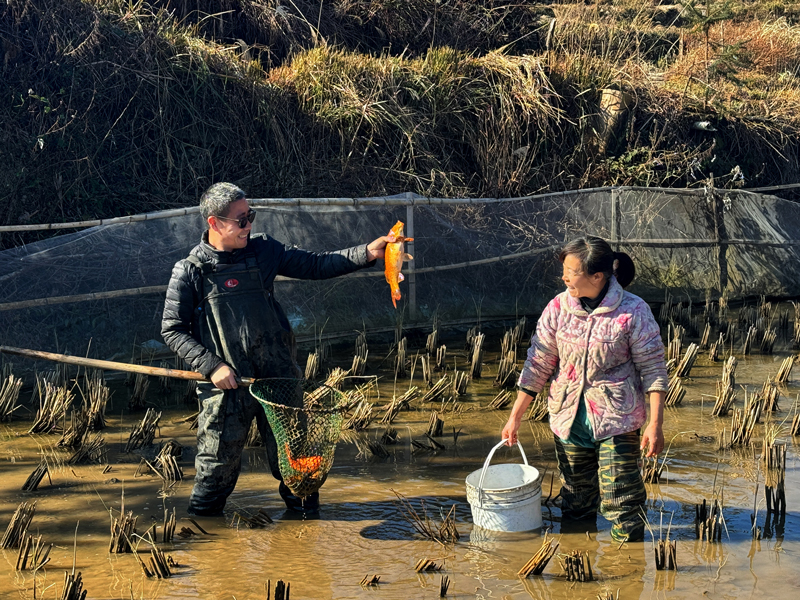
[1,322,799,599]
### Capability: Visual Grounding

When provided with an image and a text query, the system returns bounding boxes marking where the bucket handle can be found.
[477,439,528,508]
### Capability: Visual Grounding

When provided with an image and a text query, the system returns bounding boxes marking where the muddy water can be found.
[1,333,799,599]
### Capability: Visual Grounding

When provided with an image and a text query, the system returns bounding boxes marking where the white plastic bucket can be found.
[465,440,542,533]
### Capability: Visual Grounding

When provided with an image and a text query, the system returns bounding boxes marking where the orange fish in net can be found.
[284,443,325,474]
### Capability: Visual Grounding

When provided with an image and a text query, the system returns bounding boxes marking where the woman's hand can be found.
[640,421,664,457]
[502,416,522,447]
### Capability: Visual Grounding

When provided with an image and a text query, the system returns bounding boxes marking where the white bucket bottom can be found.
[469,488,542,533]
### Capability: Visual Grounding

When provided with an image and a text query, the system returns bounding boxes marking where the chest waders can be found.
[186,252,302,515]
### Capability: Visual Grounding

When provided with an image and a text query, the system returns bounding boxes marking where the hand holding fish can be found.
[366,234,394,261]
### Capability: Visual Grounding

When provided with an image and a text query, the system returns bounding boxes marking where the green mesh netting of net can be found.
[250,378,349,498]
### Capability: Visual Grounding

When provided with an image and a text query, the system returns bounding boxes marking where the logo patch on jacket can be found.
[224,278,239,289]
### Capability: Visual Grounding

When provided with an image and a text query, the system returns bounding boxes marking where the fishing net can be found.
[250,378,349,498]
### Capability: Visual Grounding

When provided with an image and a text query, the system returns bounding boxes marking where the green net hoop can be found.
[250,378,349,498]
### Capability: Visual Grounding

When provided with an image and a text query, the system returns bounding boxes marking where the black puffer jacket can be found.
[161,232,373,377]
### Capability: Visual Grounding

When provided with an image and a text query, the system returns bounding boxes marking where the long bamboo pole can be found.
[0,346,254,386]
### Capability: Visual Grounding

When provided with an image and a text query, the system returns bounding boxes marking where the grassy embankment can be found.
[2,0,800,247]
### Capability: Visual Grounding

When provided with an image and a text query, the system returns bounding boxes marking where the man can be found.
[162,182,390,516]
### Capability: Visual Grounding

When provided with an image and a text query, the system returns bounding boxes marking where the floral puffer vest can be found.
[518,276,668,441]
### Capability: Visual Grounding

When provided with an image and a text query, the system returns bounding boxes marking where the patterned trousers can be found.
[554,430,646,542]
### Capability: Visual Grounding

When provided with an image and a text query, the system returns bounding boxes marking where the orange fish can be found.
[384,221,414,308]
[285,443,325,474]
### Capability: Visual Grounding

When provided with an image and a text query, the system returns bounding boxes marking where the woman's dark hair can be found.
[558,236,635,288]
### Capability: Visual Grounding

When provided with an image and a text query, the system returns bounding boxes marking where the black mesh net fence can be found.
[2,187,800,368]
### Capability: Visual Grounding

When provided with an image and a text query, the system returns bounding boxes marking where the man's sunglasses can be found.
[216,209,256,229]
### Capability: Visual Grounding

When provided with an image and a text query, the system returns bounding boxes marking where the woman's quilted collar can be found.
[561,275,624,316]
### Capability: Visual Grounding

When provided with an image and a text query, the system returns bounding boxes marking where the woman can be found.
[502,236,667,542]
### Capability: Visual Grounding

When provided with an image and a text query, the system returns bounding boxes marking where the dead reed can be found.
[440,575,450,597]
[109,502,138,553]
[452,369,469,396]
[426,328,438,355]
[83,371,108,431]
[641,454,666,484]
[0,374,23,422]
[304,352,320,380]
[360,574,380,586]
[652,513,677,571]
[729,390,763,446]
[155,440,183,481]
[761,327,777,353]
[342,399,373,431]
[15,534,52,571]
[162,508,176,543]
[266,580,290,600]
[560,550,593,582]
[722,355,737,388]
[128,374,150,410]
[58,409,89,449]
[470,332,485,378]
[350,352,367,377]
[742,325,757,355]
[1,501,36,549]
[665,375,685,407]
[422,376,451,403]
[426,411,444,437]
[420,354,433,386]
[245,419,263,447]
[488,390,513,410]
[391,490,459,545]
[380,386,418,424]
[232,508,273,529]
[415,558,442,572]
[775,355,795,384]
[763,437,787,520]
[711,381,736,417]
[395,337,408,378]
[29,382,73,434]
[761,378,780,412]
[494,350,518,389]
[67,433,106,465]
[435,346,448,371]
[709,333,724,362]
[125,408,161,452]
[518,534,559,577]
[141,547,172,579]
[525,390,549,422]
[695,499,724,542]
[675,343,699,378]
[700,322,711,349]
[22,460,51,491]
[59,570,86,600]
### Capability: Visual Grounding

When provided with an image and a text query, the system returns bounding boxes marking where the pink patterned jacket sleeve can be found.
[517,296,561,394]
[628,302,668,392]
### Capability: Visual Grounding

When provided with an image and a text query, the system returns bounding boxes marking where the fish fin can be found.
[398,273,405,282]
[403,253,413,261]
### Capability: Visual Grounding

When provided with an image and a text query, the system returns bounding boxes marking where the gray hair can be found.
[200,182,246,221]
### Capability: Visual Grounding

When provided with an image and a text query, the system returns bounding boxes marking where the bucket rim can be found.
[466,465,541,493]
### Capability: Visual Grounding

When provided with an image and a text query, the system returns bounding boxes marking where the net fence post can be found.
[405,193,417,320]
[610,187,619,251]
